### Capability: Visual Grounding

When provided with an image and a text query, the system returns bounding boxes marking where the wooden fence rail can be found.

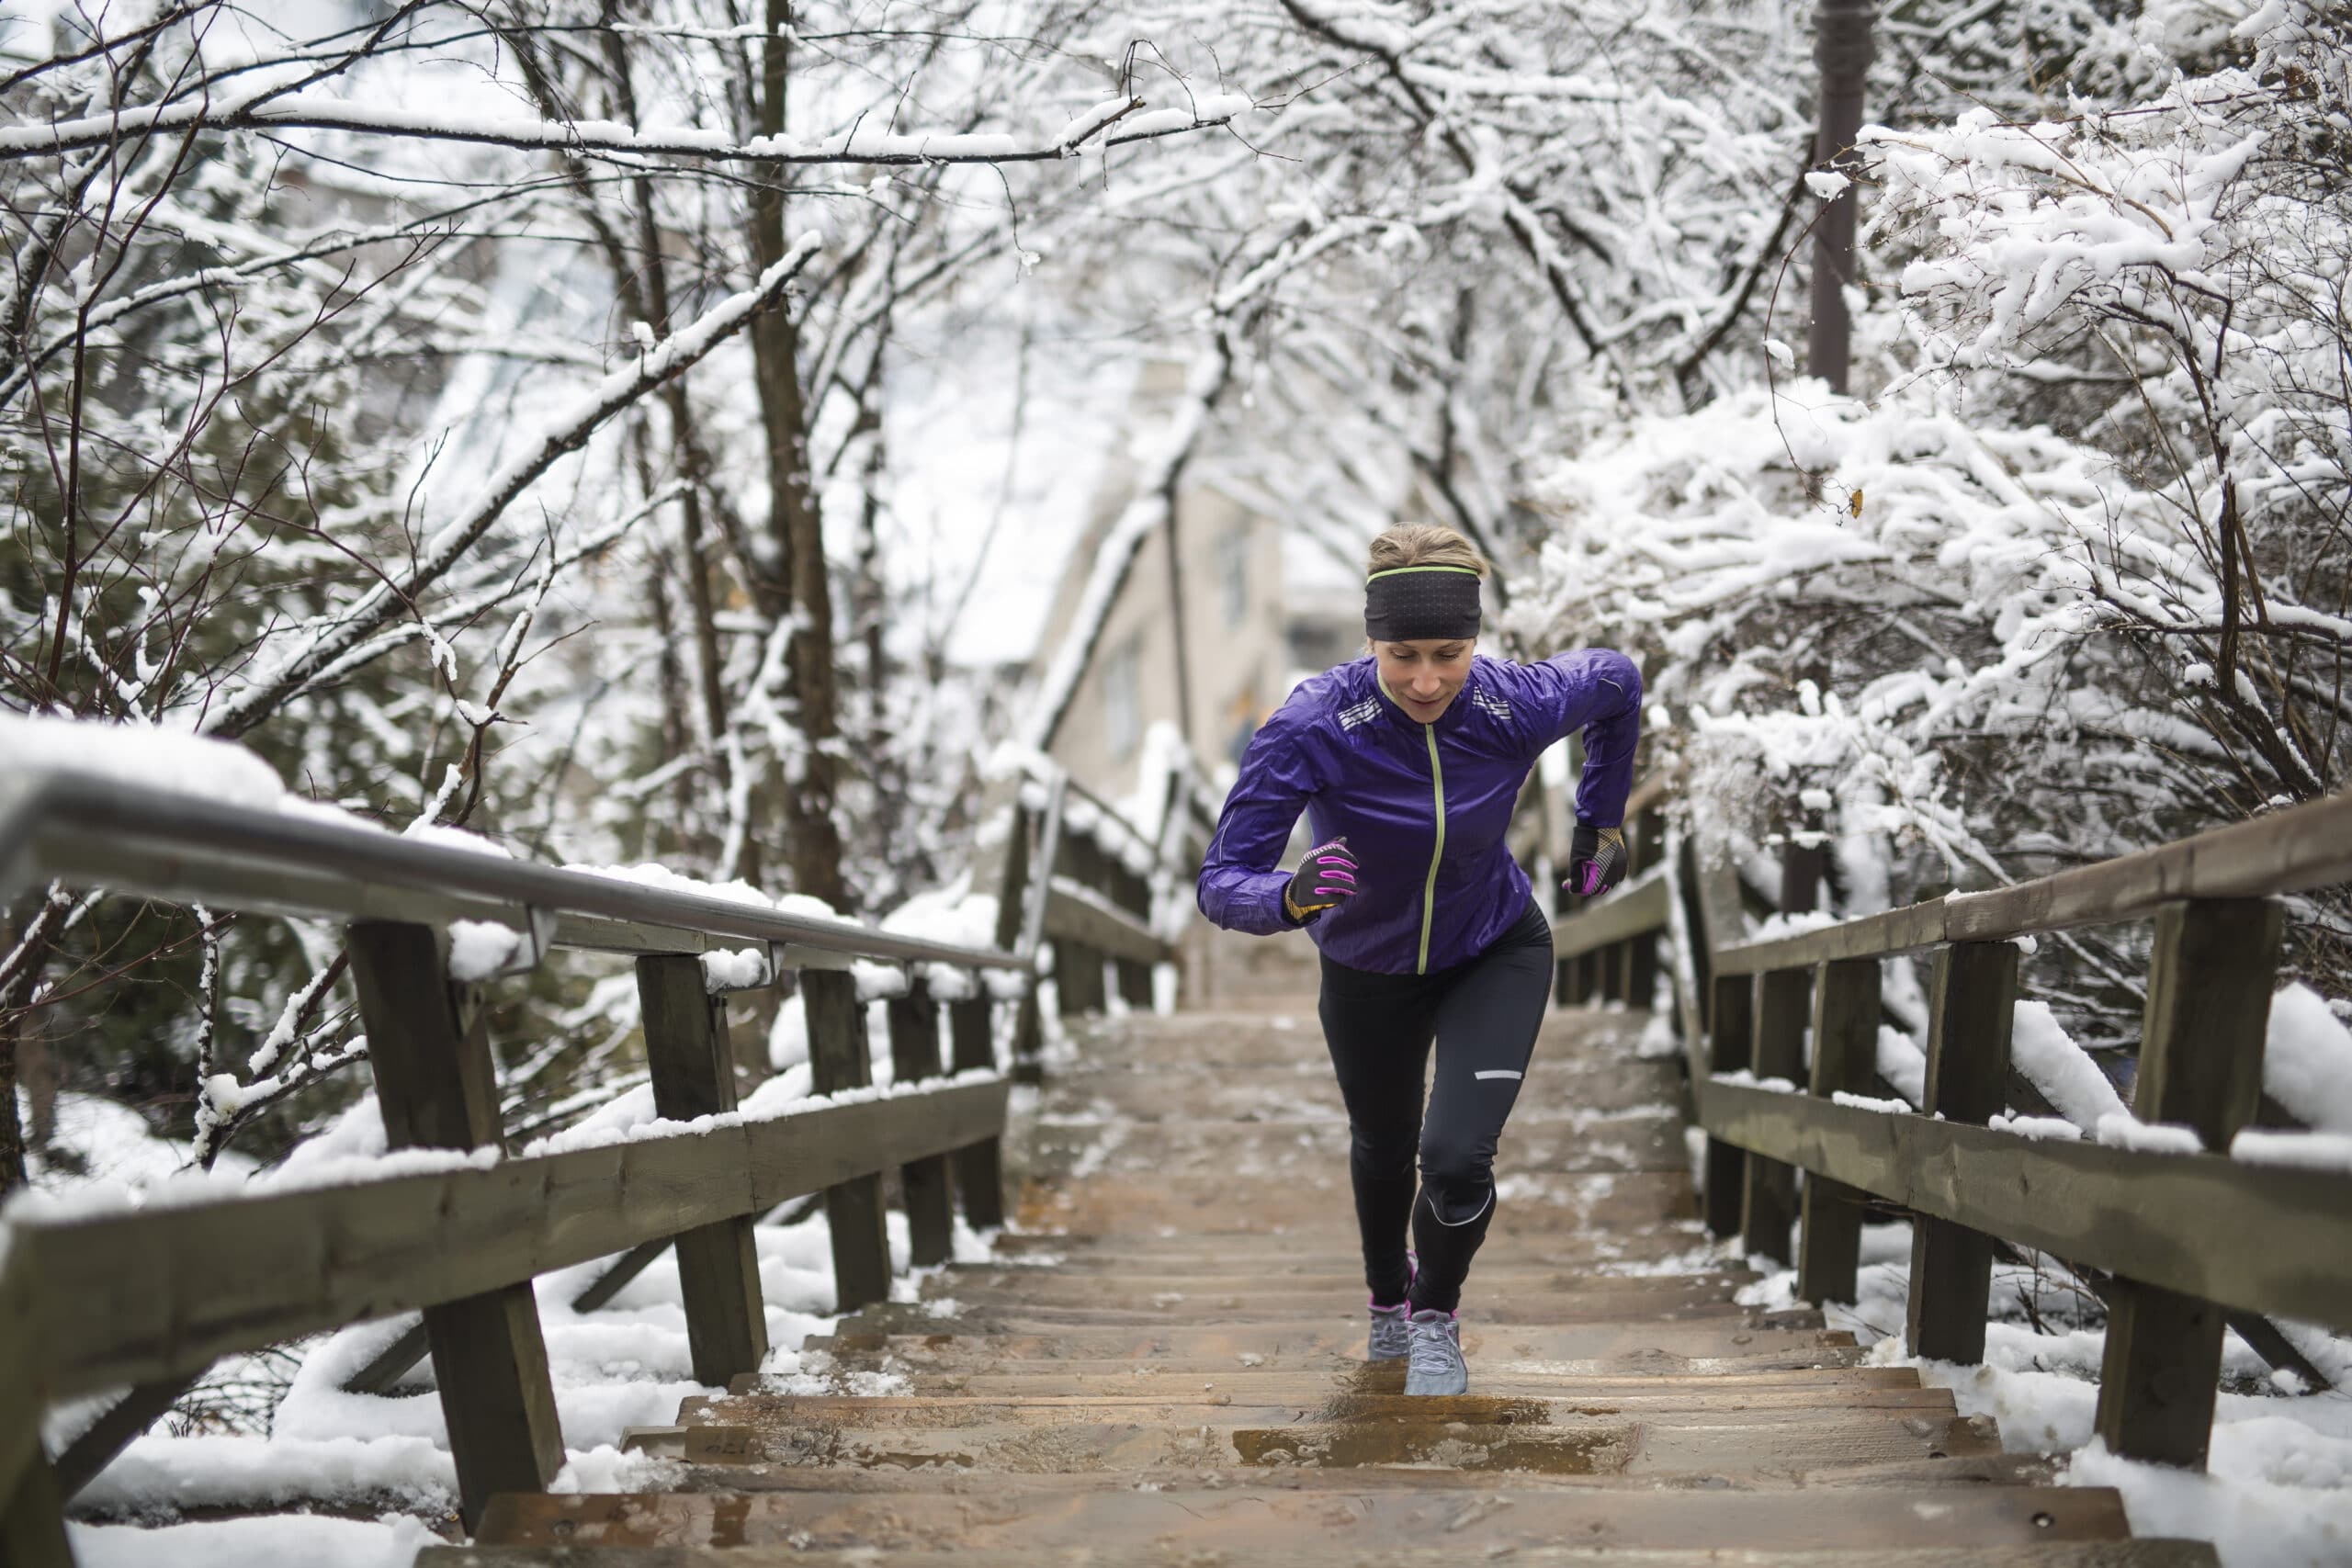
[1551,779,2352,1474]
[0,753,1210,1558]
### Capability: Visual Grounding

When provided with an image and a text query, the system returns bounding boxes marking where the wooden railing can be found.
[1552,778,2352,1472]
[0,753,1206,1554]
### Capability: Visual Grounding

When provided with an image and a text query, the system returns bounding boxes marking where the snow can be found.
[1988,1112,2085,1142]
[2094,1114,2204,1155]
[446,919,523,982]
[2009,1001,2130,1132]
[1831,1090,1914,1115]
[68,1514,444,1568]
[700,946,770,993]
[2232,1129,2352,1175]
[2265,984,2352,1134]
[0,711,284,807]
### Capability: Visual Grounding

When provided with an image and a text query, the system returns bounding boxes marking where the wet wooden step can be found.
[428,1542,2215,1568]
[681,1385,1973,1428]
[465,1482,2136,1552]
[650,1407,1996,1478]
[662,1382,1999,1475]
[808,1320,1852,1366]
[799,1335,1862,1382]
[747,1364,1932,1400]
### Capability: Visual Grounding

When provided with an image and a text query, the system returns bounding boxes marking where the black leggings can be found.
[1317,901,1554,1315]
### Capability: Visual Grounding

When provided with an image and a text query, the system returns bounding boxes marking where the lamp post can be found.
[1807,0,1877,395]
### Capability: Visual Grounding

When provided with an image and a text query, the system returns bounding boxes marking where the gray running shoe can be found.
[1368,1251,1419,1360]
[1404,1309,1467,1395]
[1369,1301,1412,1360]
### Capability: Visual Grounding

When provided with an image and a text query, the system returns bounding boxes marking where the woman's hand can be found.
[1283,838,1359,923]
[1565,825,1626,897]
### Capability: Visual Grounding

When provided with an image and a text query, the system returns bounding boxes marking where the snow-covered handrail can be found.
[0,765,1028,973]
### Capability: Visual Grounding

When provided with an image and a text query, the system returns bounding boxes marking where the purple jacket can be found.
[1197,650,1642,976]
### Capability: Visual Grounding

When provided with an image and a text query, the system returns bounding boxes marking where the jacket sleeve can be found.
[1517,649,1644,828]
[1196,699,1321,935]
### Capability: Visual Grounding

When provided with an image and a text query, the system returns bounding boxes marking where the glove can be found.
[1283,837,1359,923]
[1566,824,1626,897]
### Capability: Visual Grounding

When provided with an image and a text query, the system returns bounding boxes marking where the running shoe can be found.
[1404,1308,1467,1395]
[1368,1251,1419,1360]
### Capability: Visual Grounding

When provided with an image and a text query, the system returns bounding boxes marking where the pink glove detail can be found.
[1284,838,1360,922]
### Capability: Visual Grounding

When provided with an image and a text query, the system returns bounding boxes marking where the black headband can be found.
[1364,566,1482,642]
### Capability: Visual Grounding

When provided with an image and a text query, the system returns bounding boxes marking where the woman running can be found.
[1195,524,1642,1395]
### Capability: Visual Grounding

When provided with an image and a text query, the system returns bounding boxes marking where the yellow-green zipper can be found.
[1418,721,1445,975]
[1378,676,1451,975]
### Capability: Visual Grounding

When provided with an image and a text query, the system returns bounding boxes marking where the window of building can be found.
[1102,636,1141,761]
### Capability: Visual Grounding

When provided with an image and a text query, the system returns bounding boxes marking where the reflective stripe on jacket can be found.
[1196,649,1643,976]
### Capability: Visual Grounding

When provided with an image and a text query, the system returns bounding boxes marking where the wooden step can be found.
[463,1483,2138,1552]
[597,1450,2067,1498]
[980,1233,1722,1270]
[426,1542,2216,1568]
[887,1291,1757,1327]
[1022,1118,1689,1178]
[1015,1171,1701,1234]
[807,1320,1853,1366]
[655,1391,1999,1477]
[932,1261,1750,1292]
[742,1365,1931,1400]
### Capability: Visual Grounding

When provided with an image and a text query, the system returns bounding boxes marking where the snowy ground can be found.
[1737,1224,2352,1568]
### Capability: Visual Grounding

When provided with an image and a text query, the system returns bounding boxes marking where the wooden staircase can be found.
[421,991,2212,1567]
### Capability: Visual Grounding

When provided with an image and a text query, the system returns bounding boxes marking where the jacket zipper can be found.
[1418,722,1445,975]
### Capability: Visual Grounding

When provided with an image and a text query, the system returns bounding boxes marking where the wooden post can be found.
[1053,937,1106,1017]
[0,1450,73,1568]
[888,981,957,1269]
[2096,898,2282,1469]
[1741,967,1812,1264]
[1115,953,1155,1010]
[1905,941,2018,1364]
[348,920,562,1530]
[636,954,767,1386]
[1625,931,1660,1011]
[1701,973,1755,1237]
[1798,958,1881,1303]
[948,994,1006,1230]
[802,968,891,1312]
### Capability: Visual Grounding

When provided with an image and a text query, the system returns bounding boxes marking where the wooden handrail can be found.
[0,743,1209,1541]
[1539,762,2352,1476]
[14,1075,1007,1398]
[1696,1077,2352,1335]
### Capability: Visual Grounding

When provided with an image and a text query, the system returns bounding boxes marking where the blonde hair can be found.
[1366,523,1487,580]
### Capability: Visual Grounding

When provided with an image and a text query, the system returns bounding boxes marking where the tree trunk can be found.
[748,1,849,911]
[0,1012,26,1194]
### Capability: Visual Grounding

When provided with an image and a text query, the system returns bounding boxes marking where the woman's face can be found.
[1374,637,1476,723]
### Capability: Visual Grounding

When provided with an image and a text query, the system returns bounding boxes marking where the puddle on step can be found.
[1232,1422,1636,1473]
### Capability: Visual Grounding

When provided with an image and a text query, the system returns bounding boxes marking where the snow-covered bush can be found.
[1521,0,2350,1017]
